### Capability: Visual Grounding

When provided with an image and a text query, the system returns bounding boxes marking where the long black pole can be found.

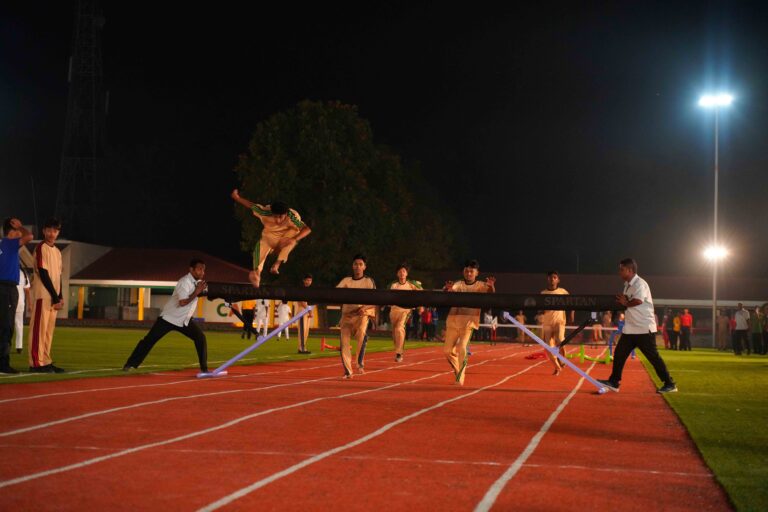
[206,282,624,312]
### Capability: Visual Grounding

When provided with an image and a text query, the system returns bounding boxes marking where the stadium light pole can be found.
[699,93,733,348]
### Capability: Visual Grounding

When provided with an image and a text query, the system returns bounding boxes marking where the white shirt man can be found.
[621,274,657,334]
[734,307,750,331]
[123,260,209,372]
[160,273,203,327]
[15,267,30,352]
[254,299,268,336]
[598,259,676,394]
[276,302,292,339]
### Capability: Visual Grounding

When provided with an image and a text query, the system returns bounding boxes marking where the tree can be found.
[234,100,460,286]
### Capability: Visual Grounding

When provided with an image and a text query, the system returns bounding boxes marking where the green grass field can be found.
[642,349,768,512]
[2,326,435,383]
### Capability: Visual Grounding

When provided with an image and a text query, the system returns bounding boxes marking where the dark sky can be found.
[2,1,767,278]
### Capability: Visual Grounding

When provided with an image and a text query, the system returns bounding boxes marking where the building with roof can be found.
[21,242,251,323]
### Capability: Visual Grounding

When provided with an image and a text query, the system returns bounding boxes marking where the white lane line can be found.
[0,346,459,404]
[0,348,525,489]
[0,344,523,437]
[0,352,458,437]
[196,359,547,512]
[473,352,604,512]
[0,443,716,479]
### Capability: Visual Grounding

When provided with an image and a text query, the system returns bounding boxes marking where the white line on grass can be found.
[196,358,548,512]
[473,351,605,512]
[0,348,526,490]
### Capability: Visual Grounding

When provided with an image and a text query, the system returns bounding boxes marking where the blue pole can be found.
[502,313,611,393]
[198,306,314,378]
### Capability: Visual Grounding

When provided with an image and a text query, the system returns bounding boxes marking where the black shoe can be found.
[657,383,678,394]
[0,366,19,374]
[16,348,22,354]
[29,365,56,374]
[49,365,66,374]
[597,379,619,392]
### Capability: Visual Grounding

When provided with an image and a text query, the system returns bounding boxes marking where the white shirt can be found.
[277,303,292,322]
[621,274,657,334]
[17,268,30,308]
[160,273,199,327]
[734,309,750,330]
[255,300,268,320]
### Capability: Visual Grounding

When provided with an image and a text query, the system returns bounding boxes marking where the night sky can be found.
[2,1,767,278]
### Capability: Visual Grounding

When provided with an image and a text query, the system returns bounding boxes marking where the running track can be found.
[0,344,731,511]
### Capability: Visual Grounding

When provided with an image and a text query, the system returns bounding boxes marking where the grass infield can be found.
[642,348,768,512]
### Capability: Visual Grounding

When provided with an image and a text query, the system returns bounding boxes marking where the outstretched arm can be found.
[231,189,255,210]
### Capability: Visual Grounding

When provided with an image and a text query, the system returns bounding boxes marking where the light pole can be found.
[699,93,733,348]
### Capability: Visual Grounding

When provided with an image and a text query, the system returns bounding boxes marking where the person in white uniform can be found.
[15,266,30,354]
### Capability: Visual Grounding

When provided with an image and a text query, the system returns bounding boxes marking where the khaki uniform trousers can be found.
[542,321,566,367]
[390,307,410,355]
[340,314,371,376]
[443,315,475,385]
[298,315,311,352]
[253,232,299,274]
[28,297,58,368]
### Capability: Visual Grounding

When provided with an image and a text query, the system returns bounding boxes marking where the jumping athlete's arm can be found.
[231,189,256,210]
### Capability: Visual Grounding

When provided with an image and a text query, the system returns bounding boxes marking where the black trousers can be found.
[0,284,19,368]
[609,332,674,387]
[680,326,692,351]
[751,333,763,355]
[241,309,255,339]
[666,329,679,350]
[125,317,208,371]
[732,330,748,355]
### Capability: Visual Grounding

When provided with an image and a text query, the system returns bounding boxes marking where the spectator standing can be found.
[515,310,528,345]
[481,310,493,341]
[680,308,693,351]
[716,310,730,351]
[420,307,432,341]
[733,303,750,355]
[749,307,764,355]
[592,312,603,342]
[660,308,671,349]
[670,311,681,350]
[15,266,31,354]
[296,273,314,354]
[240,301,255,340]
[28,218,66,373]
[1,218,34,374]
[762,305,768,356]
[254,299,268,336]
[428,307,437,340]
[276,301,292,339]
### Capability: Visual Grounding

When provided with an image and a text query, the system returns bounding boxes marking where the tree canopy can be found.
[234,100,460,287]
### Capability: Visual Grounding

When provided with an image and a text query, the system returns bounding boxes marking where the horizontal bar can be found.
[206,282,625,311]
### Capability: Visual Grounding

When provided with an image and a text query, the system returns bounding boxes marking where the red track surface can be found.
[0,345,731,511]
